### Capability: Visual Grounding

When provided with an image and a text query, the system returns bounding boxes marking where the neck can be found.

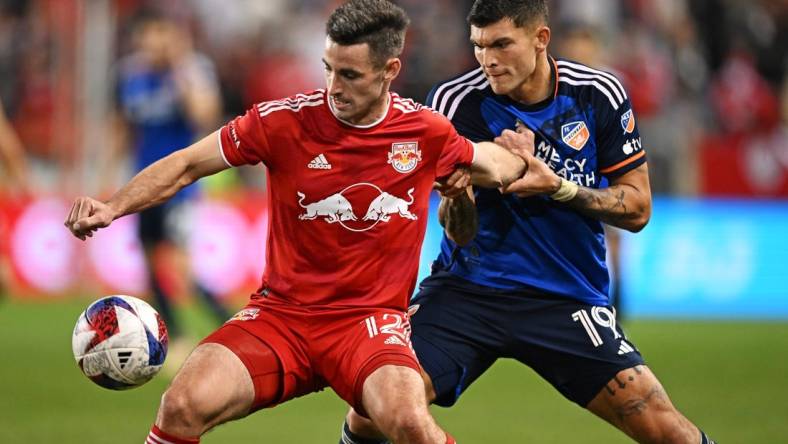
[332,91,391,127]
[509,53,552,105]
[357,93,390,126]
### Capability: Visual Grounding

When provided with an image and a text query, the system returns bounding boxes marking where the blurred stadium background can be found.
[0,0,786,442]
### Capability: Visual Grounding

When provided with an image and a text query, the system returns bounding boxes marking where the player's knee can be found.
[346,408,381,437]
[157,383,213,433]
[379,407,431,440]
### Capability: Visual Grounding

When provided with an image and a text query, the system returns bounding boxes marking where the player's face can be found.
[323,37,400,125]
[135,21,174,68]
[471,18,549,99]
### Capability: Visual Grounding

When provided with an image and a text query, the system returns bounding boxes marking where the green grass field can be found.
[1,298,786,443]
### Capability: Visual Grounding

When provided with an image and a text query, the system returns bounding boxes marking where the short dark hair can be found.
[326,0,410,67]
[467,0,548,29]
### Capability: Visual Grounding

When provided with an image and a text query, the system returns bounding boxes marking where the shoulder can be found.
[555,58,629,112]
[426,67,489,120]
[255,89,326,119]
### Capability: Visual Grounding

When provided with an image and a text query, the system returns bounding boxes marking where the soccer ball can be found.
[72,295,168,390]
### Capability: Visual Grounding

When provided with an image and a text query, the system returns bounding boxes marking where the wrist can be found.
[549,178,579,202]
[105,200,124,221]
[547,176,562,195]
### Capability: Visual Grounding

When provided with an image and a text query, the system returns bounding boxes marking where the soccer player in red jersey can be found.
[64,1,531,443]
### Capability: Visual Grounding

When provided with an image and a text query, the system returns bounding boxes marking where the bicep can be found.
[608,162,652,217]
[609,162,650,196]
[180,130,232,182]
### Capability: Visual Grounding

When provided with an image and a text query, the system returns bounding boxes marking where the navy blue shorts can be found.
[410,273,645,408]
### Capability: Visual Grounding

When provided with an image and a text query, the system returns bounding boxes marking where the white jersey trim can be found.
[470,141,478,165]
[328,92,391,128]
[260,100,324,117]
[430,68,485,115]
[217,129,233,168]
[557,60,628,109]
[446,79,489,121]
[257,92,324,115]
[557,60,626,98]
[558,77,621,110]
[559,67,625,104]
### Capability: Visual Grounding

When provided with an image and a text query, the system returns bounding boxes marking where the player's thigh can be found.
[409,285,500,406]
[511,300,645,407]
[314,307,423,414]
[207,304,329,414]
[159,341,255,428]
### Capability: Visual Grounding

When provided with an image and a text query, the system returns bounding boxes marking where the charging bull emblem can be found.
[297,191,358,223]
[298,184,418,231]
[363,188,417,222]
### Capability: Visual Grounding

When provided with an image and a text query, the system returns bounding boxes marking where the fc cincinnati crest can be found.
[621,109,635,134]
[388,142,422,173]
[561,121,590,151]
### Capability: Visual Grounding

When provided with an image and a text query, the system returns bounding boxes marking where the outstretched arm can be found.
[469,128,532,188]
[65,130,229,240]
[501,130,652,232]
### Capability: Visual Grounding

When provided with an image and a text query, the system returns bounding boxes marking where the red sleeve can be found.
[434,115,475,179]
[218,105,272,167]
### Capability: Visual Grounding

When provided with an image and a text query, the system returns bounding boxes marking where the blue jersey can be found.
[116,54,217,201]
[427,57,646,305]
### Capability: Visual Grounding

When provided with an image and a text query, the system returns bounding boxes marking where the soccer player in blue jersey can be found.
[340,1,716,443]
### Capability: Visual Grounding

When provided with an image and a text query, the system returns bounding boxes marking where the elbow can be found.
[624,218,648,233]
[624,206,651,233]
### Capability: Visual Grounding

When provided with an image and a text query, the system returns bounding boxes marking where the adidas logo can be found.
[308,154,332,170]
[117,350,133,369]
[617,340,635,355]
[384,335,407,347]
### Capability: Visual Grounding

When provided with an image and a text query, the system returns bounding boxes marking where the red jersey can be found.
[218,89,474,310]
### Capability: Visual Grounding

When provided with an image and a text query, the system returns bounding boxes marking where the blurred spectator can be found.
[0,96,28,301]
[0,97,29,194]
[108,9,230,362]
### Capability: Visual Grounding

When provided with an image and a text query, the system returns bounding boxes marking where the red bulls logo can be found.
[388,142,422,173]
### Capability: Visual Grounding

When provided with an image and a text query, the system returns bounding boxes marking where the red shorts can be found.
[202,296,420,414]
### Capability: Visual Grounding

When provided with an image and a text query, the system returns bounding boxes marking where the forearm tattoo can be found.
[566,184,643,229]
[439,193,478,245]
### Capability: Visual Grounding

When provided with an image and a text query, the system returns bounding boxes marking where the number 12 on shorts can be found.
[571,307,620,347]
[363,313,412,344]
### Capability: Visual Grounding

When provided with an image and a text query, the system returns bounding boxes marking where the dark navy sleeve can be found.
[426,75,495,143]
[592,86,647,179]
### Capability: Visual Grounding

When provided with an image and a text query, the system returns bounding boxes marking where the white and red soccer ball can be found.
[72,295,168,390]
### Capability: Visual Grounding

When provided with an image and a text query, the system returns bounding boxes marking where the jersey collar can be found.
[326,92,392,129]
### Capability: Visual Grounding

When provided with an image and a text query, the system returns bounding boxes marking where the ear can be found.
[382,58,401,82]
[535,26,551,54]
